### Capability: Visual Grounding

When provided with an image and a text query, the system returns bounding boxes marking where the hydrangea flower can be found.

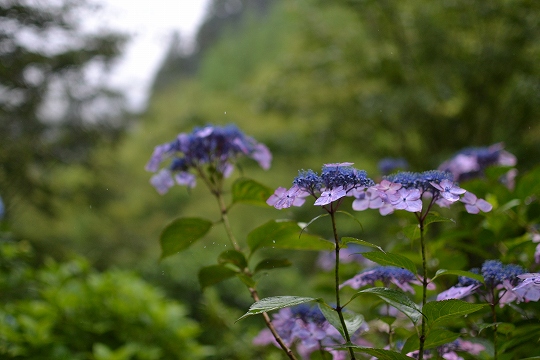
[145,124,271,194]
[378,157,409,175]
[437,260,525,306]
[438,143,517,186]
[253,304,369,360]
[267,163,374,210]
[341,266,434,294]
[512,273,540,302]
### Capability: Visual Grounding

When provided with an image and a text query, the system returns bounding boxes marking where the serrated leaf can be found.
[401,329,459,354]
[361,252,417,274]
[402,224,420,241]
[432,269,485,283]
[237,296,318,321]
[247,220,333,254]
[160,217,213,259]
[254,258,292,273]
[318,303,364,339]
[198,265,237,290]
[351,287,421,324]
[423,300,485,329]
[424,213,455,227]
[217,250,247,270]
[340,345,412,360]
[341,237,386,253]
[232,177,274,206]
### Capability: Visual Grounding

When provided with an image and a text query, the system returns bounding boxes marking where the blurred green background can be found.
[1,0,539,358]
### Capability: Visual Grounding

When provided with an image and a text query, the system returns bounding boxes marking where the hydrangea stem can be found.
[418,218,427,360]
[212,186,298,360]
[330,210,357,360]
[490,290,499,360]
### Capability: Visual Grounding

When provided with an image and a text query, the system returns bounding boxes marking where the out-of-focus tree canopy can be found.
[0,0,128,216]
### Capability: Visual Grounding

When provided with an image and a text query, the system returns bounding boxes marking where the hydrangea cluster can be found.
[437,260,528,305]
[438,143,517,185]
[145,125,271,194]
[253,304,369,360]
[352,170,492,215]
[267,163,374,209]
[377,157,409,175]
[340,266,433,294]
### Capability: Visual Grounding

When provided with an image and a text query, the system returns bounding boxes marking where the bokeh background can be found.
[1,0,539,358]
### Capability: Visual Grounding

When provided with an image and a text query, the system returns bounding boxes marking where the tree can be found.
[0,0,128,217]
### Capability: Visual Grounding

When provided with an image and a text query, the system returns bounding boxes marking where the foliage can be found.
[0,237,205,359]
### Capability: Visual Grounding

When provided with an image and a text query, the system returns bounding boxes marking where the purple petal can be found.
[437,284,480,300]
[150,169,175,194]
[251,143,272,170]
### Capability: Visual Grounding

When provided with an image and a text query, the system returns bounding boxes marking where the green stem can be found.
[418,217,427,360]
[490,289,499,360]
[330,211,356,360]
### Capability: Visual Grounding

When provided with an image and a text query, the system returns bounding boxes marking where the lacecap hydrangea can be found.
[145,124,271,194]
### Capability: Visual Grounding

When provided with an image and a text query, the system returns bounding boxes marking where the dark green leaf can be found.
[432,269,484,283]
[361,252,417,274]
[340,345,412,360]
[247,220,333,254]
[401,329,459,353]
[402,224,420,241]
[160,217,213,259]
[232,177,274,206]
[341,237,386,253]
[423,300,485,329]
[236,273,256,288]
[218,250,247,270]
[254,258,292,273]
[351,287,421,324]
[198,265,237,290]
[237,296,318,321]
[318,303,364,339]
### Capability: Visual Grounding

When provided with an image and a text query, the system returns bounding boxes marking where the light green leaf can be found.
[198,265,237,290]
[160,217,213,259]
[235,273,256,288]
[352,287,421,324]
[423,300,485,329]
[318,303,364,339]
[247,220,333,254]
[254,258,292,273]
[217,250,248,270]
[402,224,420,241]
[232,177,274,206]
[432,269,484,283]
[361,251,417,274]
[341,237,386,253]
[423,213,455,227]
[237,296,318,322]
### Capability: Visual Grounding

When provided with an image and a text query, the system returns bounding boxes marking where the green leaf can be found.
[401,329,459,354]
[232,177,274,206]
[160,217,213,259]
[254,258,292,273]
[217,250,247,270]
[198,265,237,290]
[402,224,420,241]
[432,269,485,283]
[341,237,386,253]
[340,345,412,360]
[423,300,485,329]
[424,213,455,227]
[237,296,318,321]
[318,303,364,339]
[235,273,256,288]
[351,287,421,324]
[361,251,417,274]
[247,220,333,254]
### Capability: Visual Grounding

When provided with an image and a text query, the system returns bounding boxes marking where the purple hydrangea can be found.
[145,125,271,194]
[437,260,526,306]
[438,143,517,187]
[267,163,374,210]
[512,273,540,302]
[378,157,409,175]
[341,266,434,294]
[253,304,369,360]
[357,170,491,215]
